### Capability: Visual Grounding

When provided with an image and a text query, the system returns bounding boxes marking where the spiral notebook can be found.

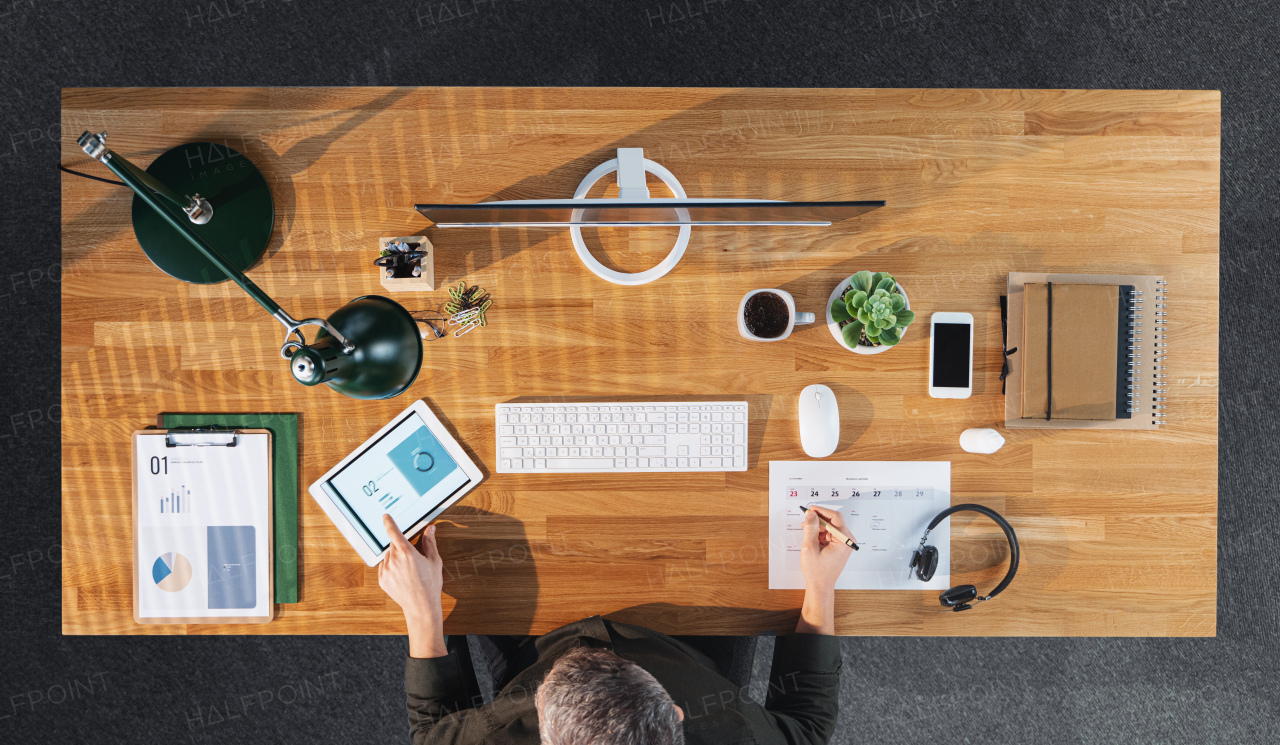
[1005,272,1168,430]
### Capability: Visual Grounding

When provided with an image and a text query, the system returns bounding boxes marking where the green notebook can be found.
[161,412,299,604]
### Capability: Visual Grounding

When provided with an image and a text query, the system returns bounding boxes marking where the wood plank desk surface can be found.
[61,88,1219,636]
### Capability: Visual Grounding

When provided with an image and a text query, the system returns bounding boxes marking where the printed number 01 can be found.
[150,456,167,475]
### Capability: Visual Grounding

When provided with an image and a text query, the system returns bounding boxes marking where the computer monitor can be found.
[415,199,884,227]
[414,148,883,285]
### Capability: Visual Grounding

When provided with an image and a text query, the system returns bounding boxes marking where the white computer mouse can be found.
[798,384,839,458]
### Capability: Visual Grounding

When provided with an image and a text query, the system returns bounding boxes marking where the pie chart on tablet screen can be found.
[152,552,193,592]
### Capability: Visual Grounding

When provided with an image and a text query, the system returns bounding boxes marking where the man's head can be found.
[536,647,684,745]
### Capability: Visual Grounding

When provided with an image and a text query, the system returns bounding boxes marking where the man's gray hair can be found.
[536,647,684,745]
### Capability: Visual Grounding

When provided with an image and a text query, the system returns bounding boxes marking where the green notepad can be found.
[161,412,299,604]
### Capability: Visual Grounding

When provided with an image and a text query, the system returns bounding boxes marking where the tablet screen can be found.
[321,412,471,553]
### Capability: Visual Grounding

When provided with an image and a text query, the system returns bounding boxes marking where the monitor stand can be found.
[570,148,692,286]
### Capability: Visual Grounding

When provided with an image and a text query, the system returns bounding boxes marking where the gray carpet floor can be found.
[2,1,1275,742]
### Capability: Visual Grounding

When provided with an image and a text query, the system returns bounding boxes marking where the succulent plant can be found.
[830,270,914,347]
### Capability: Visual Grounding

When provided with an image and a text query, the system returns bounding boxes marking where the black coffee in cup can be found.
[743,292,790,338]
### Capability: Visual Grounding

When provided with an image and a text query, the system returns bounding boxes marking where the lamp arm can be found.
[77,131,353,356]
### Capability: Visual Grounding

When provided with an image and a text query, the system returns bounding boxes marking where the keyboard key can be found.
[501,459,511,469]
[502,447,522,457]
[704,457,721,468]
[501,436,516,445]
[546,458,616,469]
[638,447,665,457]
[644,435,665,445]
[638,458,648,468]
[677,445,689,455]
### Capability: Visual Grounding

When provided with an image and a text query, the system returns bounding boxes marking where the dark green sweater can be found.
[405,617,840,744]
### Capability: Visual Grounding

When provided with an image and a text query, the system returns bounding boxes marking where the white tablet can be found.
[309,400,484,566]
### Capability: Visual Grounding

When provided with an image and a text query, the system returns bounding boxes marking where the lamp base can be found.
[131,142,273,284]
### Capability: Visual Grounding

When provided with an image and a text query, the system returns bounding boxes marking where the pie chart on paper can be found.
[152,552,193,592]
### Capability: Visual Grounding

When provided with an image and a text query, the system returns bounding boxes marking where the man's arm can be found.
[763,504,853,744]
[378,516,477,743]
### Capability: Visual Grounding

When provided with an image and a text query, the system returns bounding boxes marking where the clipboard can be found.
[132,428,275,624]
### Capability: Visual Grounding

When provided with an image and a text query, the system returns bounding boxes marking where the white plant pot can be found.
[826,275,911,355]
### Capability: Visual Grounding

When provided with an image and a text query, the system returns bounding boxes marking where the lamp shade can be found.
[288,296,423,399]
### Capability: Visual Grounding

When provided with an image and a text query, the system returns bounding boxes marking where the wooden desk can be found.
[61,88,1219,636]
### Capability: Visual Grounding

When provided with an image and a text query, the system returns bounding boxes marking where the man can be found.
[377,505,853,744]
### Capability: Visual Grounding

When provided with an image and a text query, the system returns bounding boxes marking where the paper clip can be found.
[441,281,493,335]
[453,317,482,337]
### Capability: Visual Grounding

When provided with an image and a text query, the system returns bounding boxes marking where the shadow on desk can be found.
[63,87,414,275]
[435,505,541,636]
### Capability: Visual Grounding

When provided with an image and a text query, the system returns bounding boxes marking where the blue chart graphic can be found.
[207,526,256,609]
[151,552,193,592]
[160,485,192,514]
[388,425,459,496]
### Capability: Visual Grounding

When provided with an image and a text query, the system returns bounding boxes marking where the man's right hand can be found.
[377,514,447,658]
[798,505,854,592]
[796,505,854,636]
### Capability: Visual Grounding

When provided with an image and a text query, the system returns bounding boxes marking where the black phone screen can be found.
[932,323,971,389]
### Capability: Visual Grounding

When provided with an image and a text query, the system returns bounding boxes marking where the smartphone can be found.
[929,312,974,399]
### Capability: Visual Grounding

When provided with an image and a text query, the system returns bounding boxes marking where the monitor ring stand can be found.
[569,148,691,286]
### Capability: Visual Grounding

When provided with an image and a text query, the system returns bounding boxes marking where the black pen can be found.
[798,504,859,550]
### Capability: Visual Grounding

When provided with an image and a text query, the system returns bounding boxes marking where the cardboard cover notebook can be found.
[1022,283,1130,421]
[1005,273,1168,431]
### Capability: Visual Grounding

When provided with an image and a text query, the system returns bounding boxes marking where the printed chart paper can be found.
[135,433,272,620]
[769,461,951,590]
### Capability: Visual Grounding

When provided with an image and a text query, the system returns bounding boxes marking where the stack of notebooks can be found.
[1005,273,1168,430]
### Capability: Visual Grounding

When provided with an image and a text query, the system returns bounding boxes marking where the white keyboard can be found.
[496,401,748,473]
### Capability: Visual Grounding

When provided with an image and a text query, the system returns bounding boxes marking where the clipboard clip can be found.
[166,428,239,447]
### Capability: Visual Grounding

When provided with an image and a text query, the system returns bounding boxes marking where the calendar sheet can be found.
[769,461,951,590]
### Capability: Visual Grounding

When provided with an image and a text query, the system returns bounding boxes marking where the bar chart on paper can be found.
[769,461,952,590]
[159,486,193,514]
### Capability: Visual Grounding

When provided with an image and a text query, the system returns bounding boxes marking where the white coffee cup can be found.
[738,289,815,342]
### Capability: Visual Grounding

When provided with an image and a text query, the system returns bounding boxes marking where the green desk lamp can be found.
[77,131,422,400]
